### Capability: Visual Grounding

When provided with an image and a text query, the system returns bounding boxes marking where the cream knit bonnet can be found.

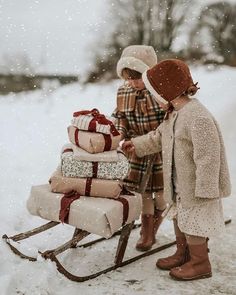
[116,45,157,79]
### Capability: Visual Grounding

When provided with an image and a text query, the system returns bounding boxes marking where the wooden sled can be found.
[2,219,232,282]
[2,220,178,282]
[2,155,232,282]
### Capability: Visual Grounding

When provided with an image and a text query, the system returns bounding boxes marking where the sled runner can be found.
[2,220,177,282]
[2,215,231,283]
[2,181,176,282]
[2,153,157,282]
[2,149,231,282]
[3,220,177,281]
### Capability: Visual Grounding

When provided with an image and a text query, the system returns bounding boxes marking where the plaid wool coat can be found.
[112,84,165,192]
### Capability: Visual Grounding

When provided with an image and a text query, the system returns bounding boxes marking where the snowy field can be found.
[0,66,236,295]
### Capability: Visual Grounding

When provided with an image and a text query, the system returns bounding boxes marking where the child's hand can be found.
[122,140,135,154]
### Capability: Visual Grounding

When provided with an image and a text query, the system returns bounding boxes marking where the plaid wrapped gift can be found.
[72,108,120,136]
[67,126,121,153]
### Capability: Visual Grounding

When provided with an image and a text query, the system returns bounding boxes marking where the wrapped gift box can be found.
[61,148,129,180]
[67,126,121,153]
[27,184,142,238]
[72,108,119,136]
[61,143,120,162]
[49,169,122,198]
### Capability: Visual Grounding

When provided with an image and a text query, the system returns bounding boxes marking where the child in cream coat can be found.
[122,59,231,280]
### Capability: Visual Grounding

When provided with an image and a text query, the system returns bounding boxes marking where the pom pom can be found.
[186,82,200,96]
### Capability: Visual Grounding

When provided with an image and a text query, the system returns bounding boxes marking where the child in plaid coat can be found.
[112,45,166,251]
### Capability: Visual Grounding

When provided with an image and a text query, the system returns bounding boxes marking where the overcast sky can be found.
[0,0,107,74]
[0,0,235,75]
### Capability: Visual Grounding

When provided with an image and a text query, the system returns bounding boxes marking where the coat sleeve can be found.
[111,87,130,139]
[131,125,162,158]
[191,116,221,199]
[112,107,129,140]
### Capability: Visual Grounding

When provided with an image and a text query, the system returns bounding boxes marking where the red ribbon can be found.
[114,197,129,225]
[74,128,79,147]
[106,187,134,225]
[85,178,92,196]
[59,187,132,227]
[62,148,73,153]
[59,191,81,223]
[92,162,98,178]
[73,127,112,151]
[116,187,134,225]
[73,108,120,136]
[73,108,99,117]
[103,134,112,151]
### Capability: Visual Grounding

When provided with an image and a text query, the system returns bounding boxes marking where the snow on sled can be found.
[2,184,176,282]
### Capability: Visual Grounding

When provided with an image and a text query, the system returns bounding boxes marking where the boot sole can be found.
[169,272,212,281]
[135,245,153,252]
[156,264,172,271]
[156,262,186,271]
[136,240,156,252]
[156,256,190,271]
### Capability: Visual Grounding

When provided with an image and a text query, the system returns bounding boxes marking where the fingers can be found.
[121,141,135,154]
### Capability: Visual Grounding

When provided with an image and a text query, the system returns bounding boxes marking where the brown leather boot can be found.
[153,208,165,235]
[156,237,190,270]
[136,214,155,252]
[169,242,212,280]
[139,209,164,240]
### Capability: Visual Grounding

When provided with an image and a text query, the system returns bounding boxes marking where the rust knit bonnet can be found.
[142,59,199,118]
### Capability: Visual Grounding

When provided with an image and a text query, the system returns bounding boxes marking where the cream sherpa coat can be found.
[132,98,231,237]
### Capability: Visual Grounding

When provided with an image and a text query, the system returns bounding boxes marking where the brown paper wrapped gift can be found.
[67,125,121,154]
[27,184,142,238]
[49,169,122,198]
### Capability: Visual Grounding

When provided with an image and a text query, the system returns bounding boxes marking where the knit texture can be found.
[117,45,157,78]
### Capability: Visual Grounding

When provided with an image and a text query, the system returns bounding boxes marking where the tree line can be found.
[86,0,236,82]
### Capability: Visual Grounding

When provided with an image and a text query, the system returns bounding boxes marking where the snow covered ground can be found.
[0,66,236,295]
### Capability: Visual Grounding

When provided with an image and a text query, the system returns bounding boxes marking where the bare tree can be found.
[86,0,192,82]
[1,52,35,75]
[189,2,236,65]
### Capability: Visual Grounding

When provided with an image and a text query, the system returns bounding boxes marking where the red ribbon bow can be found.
[73,108,120,136]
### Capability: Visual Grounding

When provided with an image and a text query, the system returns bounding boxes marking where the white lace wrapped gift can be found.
[27,184,142,238]
[61,145,130,180]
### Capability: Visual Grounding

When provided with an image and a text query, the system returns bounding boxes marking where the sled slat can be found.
[115,221,134,265]
[3,221,59,242]
[41,230,90,259]
[2,219,232,282]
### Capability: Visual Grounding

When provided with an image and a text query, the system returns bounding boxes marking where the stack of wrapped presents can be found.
[50,108,129,199]
[27,109,142,238]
